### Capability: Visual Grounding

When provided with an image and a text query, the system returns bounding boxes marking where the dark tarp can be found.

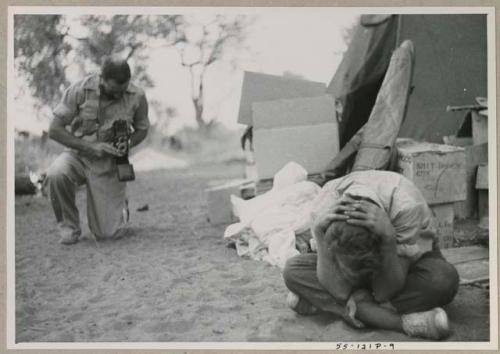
[323,39,414,179]
[327,15,397,148]
[327,14,487,147]
[397,15,487,142]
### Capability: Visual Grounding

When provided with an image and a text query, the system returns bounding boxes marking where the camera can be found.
[112,119,135,182]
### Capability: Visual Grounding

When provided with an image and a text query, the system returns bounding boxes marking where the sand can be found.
[14,162,490,344]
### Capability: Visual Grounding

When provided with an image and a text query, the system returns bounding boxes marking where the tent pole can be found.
[395,15,402,48]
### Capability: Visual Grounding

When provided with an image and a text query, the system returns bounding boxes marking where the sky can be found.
[12,9,359,135]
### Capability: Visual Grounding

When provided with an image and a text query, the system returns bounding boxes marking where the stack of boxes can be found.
[395,138,467,248]
[205,179,255,225]
[476,163,489,229]
[206,71,341,225]
[238,71,340,191]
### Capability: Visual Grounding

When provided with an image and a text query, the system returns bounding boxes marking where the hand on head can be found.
[340,195,396,243]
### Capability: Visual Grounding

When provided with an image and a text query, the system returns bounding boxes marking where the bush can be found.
[15,135,63,176]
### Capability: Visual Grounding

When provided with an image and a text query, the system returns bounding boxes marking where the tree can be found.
[170,15,253,131]
[14,14,253,133]
[73,15,178,89]
[14,15,71,105]
[14,14,180,105]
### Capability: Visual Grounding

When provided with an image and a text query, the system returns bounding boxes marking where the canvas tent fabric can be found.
[323,39,415,178]
[352,40,414,171]
[328,14,487,147]
[327,15,398,148]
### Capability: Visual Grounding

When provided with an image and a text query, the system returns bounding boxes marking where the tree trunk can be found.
[192,68,209,132]
[193,97,206,131]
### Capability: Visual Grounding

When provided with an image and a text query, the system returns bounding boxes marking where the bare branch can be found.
[126,42,142,60]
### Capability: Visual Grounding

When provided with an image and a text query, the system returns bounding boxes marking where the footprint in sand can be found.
[101,270,113,282]
[68,282,86,291]
[65,312,84,322]
[87,292,104,304]
[142,318,195,334]
[229,275,253,286]
[183,251,197,258]
[229,286,262,297]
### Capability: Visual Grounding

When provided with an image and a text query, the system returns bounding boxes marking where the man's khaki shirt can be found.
[53,74,150,175]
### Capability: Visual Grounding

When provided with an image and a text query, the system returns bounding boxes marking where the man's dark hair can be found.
[325,221,382,273]
[101,57,131,84]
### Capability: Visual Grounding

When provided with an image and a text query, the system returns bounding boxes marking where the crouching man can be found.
[47,57,149,245]
[283,170,459,340]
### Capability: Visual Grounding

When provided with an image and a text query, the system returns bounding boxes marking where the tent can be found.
[328,14,488,147]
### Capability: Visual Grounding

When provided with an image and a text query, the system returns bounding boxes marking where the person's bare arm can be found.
[313,205,355,302]
[130,93,149,149]
[129,128,148,148]
[344,200,408,302]
[49,116,122,157]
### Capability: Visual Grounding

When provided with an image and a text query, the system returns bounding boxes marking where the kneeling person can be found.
[283,171,459,340]
[47,57,149,244]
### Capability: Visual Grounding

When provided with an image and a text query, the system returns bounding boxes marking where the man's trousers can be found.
[46,150,127,239]
[283,250,459,318]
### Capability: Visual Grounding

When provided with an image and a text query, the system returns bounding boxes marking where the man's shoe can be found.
[112,227,133,240]
[59,232,79,245]
[287,291,320,316]
[401,307,450,340]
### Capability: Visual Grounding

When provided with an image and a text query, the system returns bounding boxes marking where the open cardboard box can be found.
[252,95,339,179]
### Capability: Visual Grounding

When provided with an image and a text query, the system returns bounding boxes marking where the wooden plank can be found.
[441,246,489,265]
[455,259,489,285]
[453,143,488,219]
[476,163,488,189]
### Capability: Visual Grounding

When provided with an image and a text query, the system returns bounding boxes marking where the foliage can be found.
[14,15,71,104]
[73,15,179,88]
[14,14,253,132]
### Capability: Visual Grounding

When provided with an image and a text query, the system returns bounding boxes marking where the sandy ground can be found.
[15,162,490,343]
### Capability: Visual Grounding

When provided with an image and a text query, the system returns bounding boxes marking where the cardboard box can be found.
[256,179,273,195]
[237,71,326,125]
[396,138,466,205]
[252,95,339,179]
[472,110,488,145]
[476,163,488,229]
[206,179,250,225]
[452,143,488,219]
[430,203,455,249]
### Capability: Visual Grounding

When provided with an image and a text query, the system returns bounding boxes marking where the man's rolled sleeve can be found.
[133,93,150,131]
[53,83,81,125]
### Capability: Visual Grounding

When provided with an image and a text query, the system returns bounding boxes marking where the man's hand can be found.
[312,203,353,248]
[343,198,396,244]
[114,140,129,156]
[86,142,124,158]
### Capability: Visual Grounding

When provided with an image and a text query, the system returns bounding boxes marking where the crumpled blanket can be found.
[224,162,321,269]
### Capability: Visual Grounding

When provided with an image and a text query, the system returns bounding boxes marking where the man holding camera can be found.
[47,57,149,245]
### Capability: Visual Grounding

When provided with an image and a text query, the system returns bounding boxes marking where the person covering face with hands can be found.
[283,170,459,340]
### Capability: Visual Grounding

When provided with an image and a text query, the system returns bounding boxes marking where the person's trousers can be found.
[47,150,127,239]
[283,250,459,316]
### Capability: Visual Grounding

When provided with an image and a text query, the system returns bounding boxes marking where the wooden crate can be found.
[396,138,466,205]
[206,179,250,225]
[430,203,455,249]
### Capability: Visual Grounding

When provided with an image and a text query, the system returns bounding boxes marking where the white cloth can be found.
[225,162,320,269]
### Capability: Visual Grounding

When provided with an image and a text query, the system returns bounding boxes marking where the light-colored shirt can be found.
[313,170,436,261]
[52,74,149,175]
